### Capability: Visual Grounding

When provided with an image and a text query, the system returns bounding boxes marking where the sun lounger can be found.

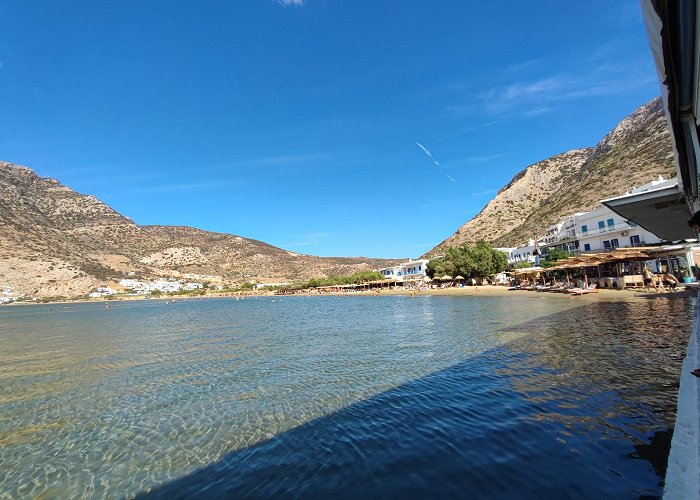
[566,286,599,295]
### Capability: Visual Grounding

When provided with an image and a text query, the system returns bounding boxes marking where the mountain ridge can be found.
[0,162,401,297]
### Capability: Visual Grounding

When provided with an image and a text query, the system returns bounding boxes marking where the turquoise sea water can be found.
[0,294,694,498]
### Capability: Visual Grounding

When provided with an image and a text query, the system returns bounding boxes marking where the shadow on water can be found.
[143,298,693,500]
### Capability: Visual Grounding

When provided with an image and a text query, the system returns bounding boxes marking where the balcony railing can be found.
[578,224,637,237]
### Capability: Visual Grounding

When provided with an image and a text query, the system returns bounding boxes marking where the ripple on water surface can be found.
[0,295,693,498]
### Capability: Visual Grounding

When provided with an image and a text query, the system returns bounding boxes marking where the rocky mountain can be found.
[0,162,400,297]
[426,97,676,255]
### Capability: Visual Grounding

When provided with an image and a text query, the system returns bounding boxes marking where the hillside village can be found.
[504,176,673,266]
[371,176,696,285]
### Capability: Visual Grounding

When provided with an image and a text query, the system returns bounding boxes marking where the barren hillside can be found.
[426,97,676,255]
[0,162,400,297]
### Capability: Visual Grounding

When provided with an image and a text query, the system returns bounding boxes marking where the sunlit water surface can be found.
[0,294,693,499]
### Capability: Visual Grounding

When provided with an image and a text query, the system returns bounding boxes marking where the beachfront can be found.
[2,281,690,308]
[378,284,695,300]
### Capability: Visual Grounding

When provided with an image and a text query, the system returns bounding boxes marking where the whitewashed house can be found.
[542,222,563,245]
[507,239,539,265]
[88,286,117,298]
[574,206,662,252]
[119,278,183,293]
[379,259,430,281]
[150,279,182,293]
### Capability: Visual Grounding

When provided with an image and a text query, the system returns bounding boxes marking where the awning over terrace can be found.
[602,181,695,241]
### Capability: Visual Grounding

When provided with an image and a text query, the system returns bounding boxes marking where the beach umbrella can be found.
[454,275,465,280]
[607,249,652,261]
[440,275,453,281]
[422,276,432,282]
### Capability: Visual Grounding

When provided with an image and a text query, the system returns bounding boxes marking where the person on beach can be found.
[662,272,679,290]
[643,267,655,292]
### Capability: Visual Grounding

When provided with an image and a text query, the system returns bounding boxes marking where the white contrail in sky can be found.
[415,141,440,166]
[416,141,456,182]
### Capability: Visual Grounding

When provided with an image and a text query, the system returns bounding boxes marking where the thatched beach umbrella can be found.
[422,276,432,283]
[440,275,453,281]
[607,249,652,261]
[606,249,653,275]
[454,275,465,281]
[551,257,591,286]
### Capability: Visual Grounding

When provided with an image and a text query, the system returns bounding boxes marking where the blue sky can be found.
[0,1,661,258]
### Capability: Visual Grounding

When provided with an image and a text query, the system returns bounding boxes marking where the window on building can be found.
[607,218,615,228]
[603,240,611,250]
[598,221,605,231]
[630,235,640,246]
[611,239,619,248]
[584,243,591,251]
[581,224,588,233]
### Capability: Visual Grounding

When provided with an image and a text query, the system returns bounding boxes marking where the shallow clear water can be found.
[0,294,693,499]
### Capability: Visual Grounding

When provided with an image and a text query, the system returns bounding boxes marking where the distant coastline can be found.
[2,285,691,307]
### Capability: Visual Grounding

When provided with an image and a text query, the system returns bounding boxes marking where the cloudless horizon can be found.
[0,1,661,258]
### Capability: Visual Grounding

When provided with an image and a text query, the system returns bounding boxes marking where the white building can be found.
[0,286,19,304]
[88,286,117,298]
[573,206,662,253]
[149,279,182,293]
[379,259,430,281]
[547,179,669,254]
[119,278,142,291]
[542,222,563,245]
[506,239,539,265]
[507,178,671,264]
[119,278,183,293]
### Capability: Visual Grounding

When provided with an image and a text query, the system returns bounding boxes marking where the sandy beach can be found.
[2,284,694,307]
[373,284,696,302]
